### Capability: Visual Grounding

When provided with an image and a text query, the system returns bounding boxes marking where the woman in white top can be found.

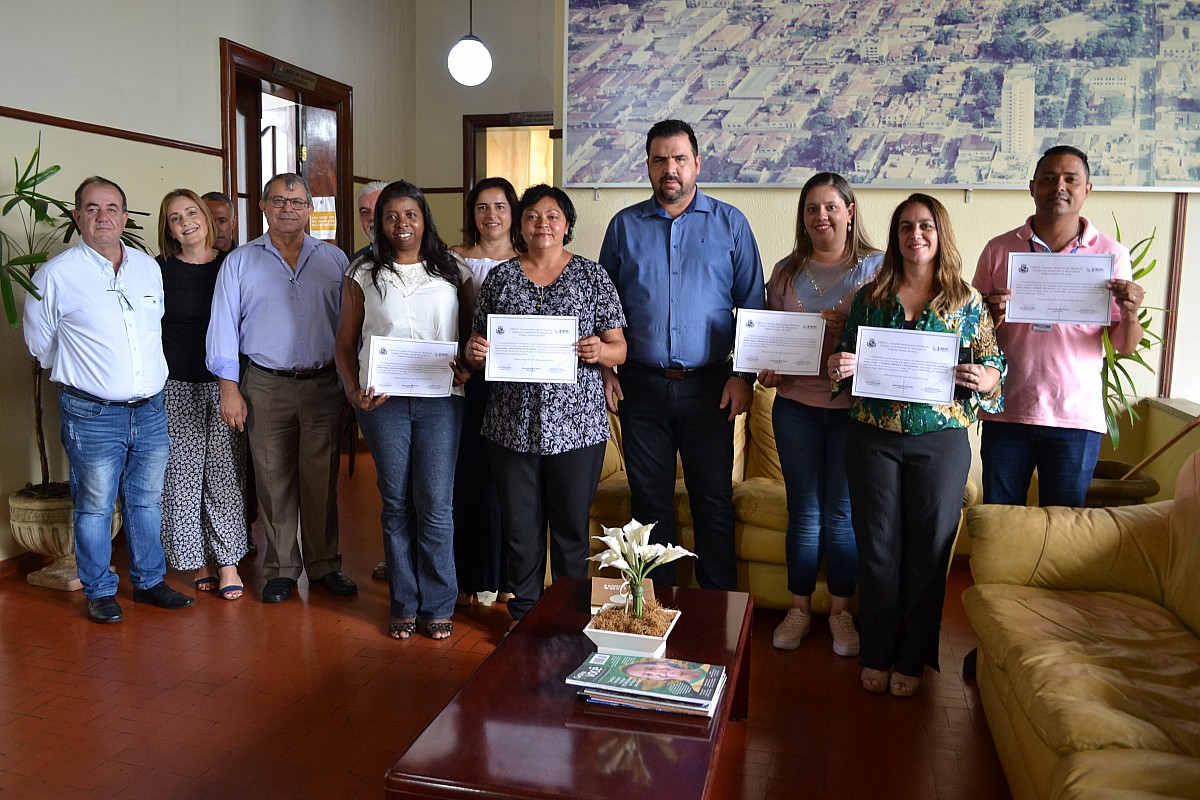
[334,180,473,641]
[449,178,519,607]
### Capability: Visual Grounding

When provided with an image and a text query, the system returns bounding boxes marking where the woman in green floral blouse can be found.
[827,194,1004,699]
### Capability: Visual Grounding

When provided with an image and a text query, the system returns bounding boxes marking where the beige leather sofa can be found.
[590,384,974,612]
[963,451,1200,800]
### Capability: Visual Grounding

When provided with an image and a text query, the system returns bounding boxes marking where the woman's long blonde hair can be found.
[866,193,969,315]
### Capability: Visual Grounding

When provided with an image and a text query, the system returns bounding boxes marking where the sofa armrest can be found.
[966,501,1173,602]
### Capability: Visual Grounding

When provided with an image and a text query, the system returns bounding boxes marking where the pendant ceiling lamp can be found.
[447,0,492,87]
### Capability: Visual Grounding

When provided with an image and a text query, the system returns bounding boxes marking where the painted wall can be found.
[0,0,416,561]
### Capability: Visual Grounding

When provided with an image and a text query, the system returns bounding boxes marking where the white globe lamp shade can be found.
[448,35,492,86]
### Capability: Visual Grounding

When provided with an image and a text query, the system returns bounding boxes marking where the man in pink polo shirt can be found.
[972,145,1145,507]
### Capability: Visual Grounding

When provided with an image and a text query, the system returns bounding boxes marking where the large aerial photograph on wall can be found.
[565,0,1200,188]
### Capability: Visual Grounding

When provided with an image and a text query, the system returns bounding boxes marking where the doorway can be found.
[220,40,353,252]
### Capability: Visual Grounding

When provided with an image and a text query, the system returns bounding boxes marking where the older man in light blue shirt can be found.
[24,176,194,623]
[206,172,355,603]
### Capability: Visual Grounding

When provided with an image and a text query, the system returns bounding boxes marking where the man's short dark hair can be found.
[645,119,698,158]
[201,191,234,210]
[1035,145,1090,181]
[74,176,128,212]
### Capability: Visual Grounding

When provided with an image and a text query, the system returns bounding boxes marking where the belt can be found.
[249,361,335,380]
[63,386,152,408]
[621,359,731,381]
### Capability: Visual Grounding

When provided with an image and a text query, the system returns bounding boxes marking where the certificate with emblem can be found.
[852,326,959,405]
[732,308,826,376]
[366,336,457,397]
[485,314,578,384]
[1006,253,1114,326]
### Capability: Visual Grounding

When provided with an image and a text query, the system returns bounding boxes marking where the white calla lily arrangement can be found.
[588,519,695,618]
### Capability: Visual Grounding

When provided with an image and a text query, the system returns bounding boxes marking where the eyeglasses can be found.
[265,195,310,209]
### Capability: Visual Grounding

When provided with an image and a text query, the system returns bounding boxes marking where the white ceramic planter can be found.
[583,607,681,658]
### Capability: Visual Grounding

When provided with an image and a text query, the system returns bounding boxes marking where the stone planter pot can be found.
[1085,460,1160,508]
[8,491,120,591]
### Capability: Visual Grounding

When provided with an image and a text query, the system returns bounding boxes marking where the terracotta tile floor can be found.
[0,455,1009,800]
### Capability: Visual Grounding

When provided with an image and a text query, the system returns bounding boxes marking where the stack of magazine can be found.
[565,653,726,718]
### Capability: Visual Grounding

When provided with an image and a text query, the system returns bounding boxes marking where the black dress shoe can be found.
[263,577,297,603]
[87,596,123,624]
[313,571,358,596]
[133,582,195,609]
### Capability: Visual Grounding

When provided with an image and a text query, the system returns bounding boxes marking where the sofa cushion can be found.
[743,385,783,482]
[733,476,788,532]
[1164,452,1200,638]
[590,475,694,528]
[965,584,1200,758]
[1049,749,1200,800]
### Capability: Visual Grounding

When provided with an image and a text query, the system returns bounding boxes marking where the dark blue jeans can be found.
[772,396,856,599]
[618,365,737,590]
[980,421,1102,507]
[357,395,463,620]
[60,390,170,599]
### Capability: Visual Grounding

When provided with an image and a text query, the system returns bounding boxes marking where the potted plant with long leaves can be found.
[1088,217,1165,506]
[2,138,151,588]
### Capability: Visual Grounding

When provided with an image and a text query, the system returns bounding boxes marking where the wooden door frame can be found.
[461,112,559,233]
[220,39,355,253]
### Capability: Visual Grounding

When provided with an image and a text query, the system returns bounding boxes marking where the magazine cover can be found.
[565,654,726,705]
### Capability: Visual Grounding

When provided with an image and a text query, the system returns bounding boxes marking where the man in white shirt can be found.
[24,177,194,623]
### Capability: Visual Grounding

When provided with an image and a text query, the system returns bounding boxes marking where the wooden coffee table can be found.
[384,578,753,800]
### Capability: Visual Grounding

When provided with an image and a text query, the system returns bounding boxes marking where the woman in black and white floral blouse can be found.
[466,184,627,623]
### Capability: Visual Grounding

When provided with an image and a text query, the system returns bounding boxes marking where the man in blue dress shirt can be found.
[599,119,765,591]
[24,177,195,623]
[207,173,357,603]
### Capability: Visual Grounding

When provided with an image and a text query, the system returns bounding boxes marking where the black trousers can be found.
[618,365,737,590]
[844,421,970,675]
[488,441,606,621]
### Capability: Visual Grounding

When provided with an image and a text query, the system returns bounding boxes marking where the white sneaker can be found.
[772,608,812,650]
[476,590,498,607]
[829,611,861,657]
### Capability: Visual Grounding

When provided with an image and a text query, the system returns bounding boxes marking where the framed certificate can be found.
[1006,252,1115,326]
[852,326,960,405]
[732,308,826,376]
[485,314,579,384]
[365,336,457,397]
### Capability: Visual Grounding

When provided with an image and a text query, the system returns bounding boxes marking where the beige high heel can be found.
[889,672,921,698]
[861,667,890,694]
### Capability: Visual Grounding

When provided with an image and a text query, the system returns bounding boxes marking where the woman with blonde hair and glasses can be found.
[156,188,248,600]
[828,194,1004,698]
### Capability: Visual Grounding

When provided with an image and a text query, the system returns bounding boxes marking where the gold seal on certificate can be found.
[732,308,826,376]
[485,314,579,384]
[852,326,960,405]
[1006,253,1115,326]
[366,336,458,397]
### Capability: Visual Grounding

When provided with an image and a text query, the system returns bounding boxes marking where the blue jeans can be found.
[356,395,463,620]
[772,396,856,599]
[981,421,1102,507]
[60,390,171,599]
